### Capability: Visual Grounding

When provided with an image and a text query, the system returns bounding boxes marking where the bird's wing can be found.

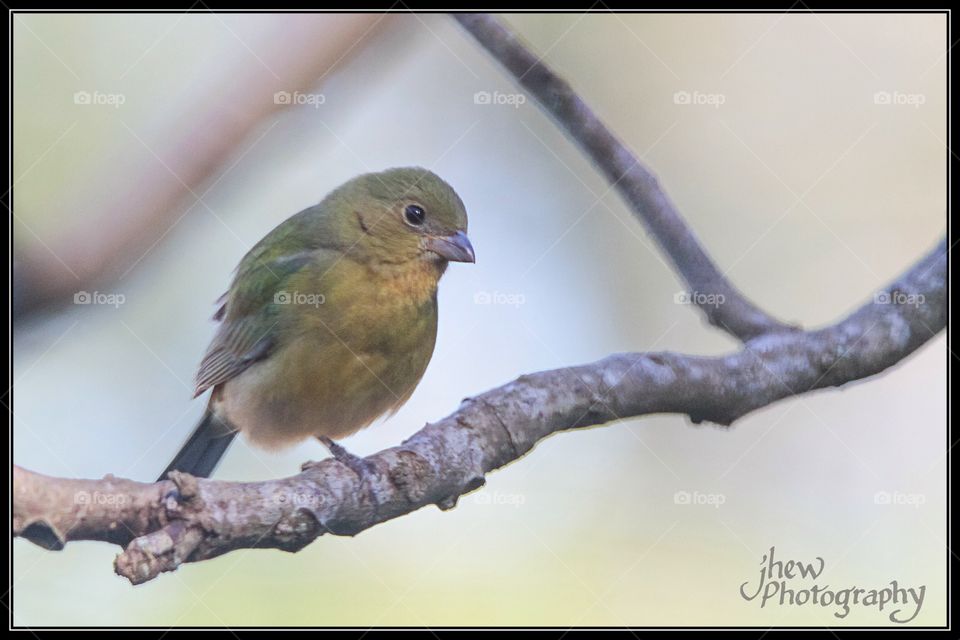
[194,250,317,397]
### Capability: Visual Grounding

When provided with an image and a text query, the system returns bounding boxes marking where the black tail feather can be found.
[158,410,237,481]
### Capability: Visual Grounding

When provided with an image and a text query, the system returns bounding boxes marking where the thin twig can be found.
[454,13,798,341]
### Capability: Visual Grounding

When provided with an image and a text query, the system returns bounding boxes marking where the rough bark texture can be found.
[13,238,946,584]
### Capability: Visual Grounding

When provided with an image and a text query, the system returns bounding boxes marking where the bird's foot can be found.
[318,436,379,483]
[300,459,321,471]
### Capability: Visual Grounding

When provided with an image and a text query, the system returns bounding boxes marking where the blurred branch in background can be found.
[12,13,387,319]
[12,14,947,585]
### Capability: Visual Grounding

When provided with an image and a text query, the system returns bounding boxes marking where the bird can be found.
[158,167,474,481]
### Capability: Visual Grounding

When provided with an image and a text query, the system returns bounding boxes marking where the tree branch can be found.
[13,237,946,584]
[454,13,798,341]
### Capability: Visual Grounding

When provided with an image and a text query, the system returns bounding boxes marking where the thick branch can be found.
[13,237,946,584]
[454,13,797,341]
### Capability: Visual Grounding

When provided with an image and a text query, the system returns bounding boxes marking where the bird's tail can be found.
[158,410,237,481]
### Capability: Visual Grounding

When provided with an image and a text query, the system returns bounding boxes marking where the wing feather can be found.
[193,250,317,396]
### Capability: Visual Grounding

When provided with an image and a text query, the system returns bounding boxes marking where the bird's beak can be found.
[425,231,475,263]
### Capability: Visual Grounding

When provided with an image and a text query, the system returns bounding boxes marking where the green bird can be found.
[159,167,474,480]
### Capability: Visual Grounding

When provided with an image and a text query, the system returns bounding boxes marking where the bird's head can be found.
[327,167,474,269]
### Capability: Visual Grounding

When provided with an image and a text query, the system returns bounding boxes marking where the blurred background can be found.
[12,12,946,627]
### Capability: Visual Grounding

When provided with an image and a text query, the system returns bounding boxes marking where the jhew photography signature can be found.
[740,546,926,623]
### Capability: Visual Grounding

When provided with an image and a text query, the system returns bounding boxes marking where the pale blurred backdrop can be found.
[12,12,946,627]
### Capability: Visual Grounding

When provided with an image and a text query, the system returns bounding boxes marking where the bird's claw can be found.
[318,436,378,482]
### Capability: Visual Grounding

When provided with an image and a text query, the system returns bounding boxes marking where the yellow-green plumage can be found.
[160,167,473,479]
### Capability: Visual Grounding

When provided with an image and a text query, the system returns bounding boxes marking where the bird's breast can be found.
[220,258,441,448]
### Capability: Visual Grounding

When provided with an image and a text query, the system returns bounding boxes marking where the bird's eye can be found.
[404,204,426,226]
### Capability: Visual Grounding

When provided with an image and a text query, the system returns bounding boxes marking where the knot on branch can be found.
[115,520,204,585]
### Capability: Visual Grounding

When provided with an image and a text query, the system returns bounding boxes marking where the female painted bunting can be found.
[159,167,474,480]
